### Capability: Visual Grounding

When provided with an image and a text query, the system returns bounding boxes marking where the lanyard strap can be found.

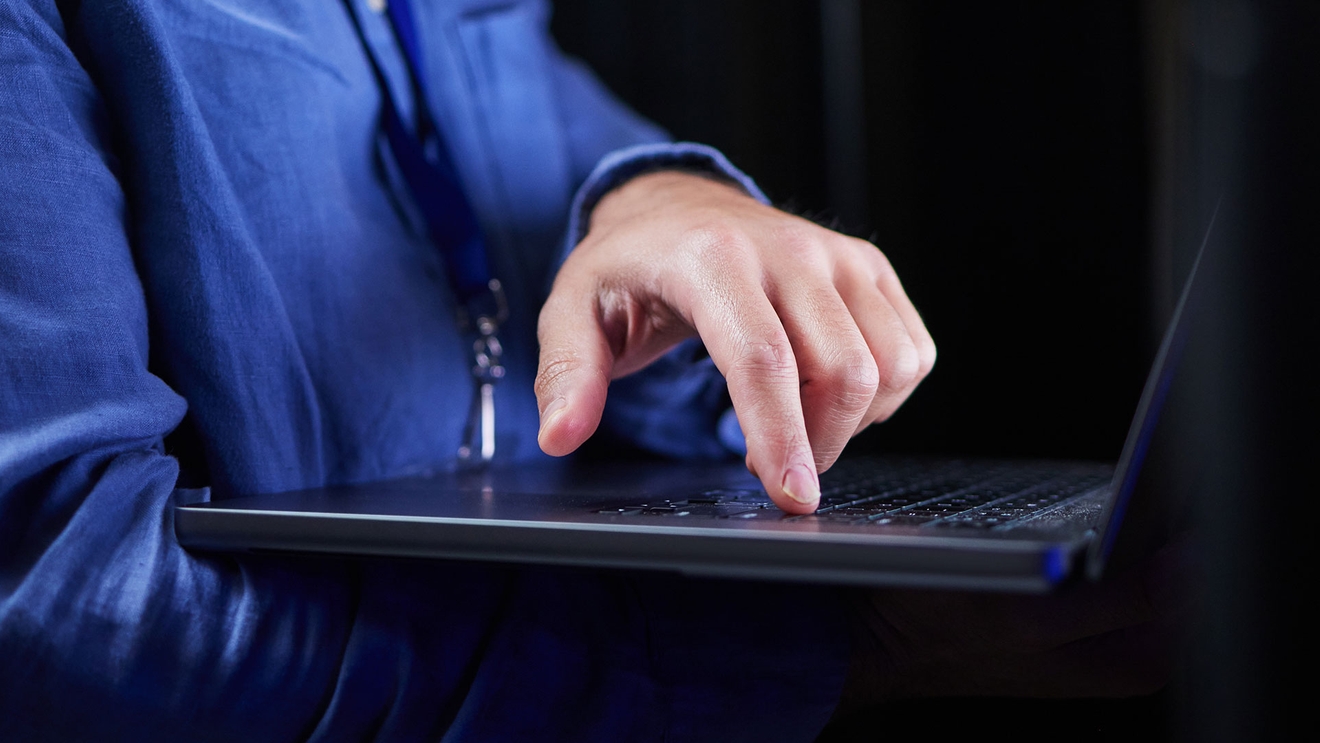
[350,0,496,309]
[347,0,505,462]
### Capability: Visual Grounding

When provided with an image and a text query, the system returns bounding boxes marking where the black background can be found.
[552,0,1153,465]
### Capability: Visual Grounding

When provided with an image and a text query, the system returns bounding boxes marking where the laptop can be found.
[174,218,1212,593]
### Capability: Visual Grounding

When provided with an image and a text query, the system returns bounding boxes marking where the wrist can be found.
[564,142,769,250]
[588,169,747,236]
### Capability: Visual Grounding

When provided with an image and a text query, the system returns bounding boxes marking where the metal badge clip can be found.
[458,279,508,463]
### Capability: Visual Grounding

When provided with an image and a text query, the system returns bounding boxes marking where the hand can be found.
[835,539,1191,712]
[535,170,935,513]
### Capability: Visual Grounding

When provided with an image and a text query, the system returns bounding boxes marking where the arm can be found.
[0,3,850,740]
[0,3,367,737]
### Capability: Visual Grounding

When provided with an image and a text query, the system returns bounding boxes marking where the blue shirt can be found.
[0,1,849,739]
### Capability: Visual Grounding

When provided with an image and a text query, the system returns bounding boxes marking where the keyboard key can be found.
[595,459,1110,527]
[871,514,938,526]
[595,507,643,516]
[932,520,995,529]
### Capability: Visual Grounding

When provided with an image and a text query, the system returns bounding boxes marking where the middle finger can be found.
[770,276,879,472]
[835,266,923,436]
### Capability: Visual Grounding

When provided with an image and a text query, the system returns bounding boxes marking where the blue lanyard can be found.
[381,0,492,307]
[347,0,505,462]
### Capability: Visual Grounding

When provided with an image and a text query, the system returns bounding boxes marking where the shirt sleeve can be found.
[0,3,357,738]
[0,3,847,741]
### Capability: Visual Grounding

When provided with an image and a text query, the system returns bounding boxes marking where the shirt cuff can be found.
[563,141,771,255]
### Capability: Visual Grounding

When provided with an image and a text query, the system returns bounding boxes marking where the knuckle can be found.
[819,346,881,408]
[916,335,938,378]
[534,353,581,398]
[863,244,896,276]
[774,222,823,262]
[731,333,797,382]
[845,235,882,260]
[878,337,921,391]
[683,221,751,263]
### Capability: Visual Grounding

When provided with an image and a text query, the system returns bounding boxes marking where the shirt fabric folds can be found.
[0,0,849,740]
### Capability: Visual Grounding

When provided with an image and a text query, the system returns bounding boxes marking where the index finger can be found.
[689,279,820,514]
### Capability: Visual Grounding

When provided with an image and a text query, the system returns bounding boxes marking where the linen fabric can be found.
[0,1,848,740]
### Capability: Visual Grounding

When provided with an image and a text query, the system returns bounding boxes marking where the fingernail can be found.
[781,464,820,506]
[538,397,567,439]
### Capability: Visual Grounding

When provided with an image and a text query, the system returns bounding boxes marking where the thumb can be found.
[535,288,615,456]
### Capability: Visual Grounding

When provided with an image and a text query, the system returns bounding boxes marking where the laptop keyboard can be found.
[594,459,1111,530]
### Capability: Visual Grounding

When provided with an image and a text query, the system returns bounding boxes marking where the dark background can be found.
[551,1,1318,742]
[553,0,1153,465]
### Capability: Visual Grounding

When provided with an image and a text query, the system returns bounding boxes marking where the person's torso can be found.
[71,0,579,493]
